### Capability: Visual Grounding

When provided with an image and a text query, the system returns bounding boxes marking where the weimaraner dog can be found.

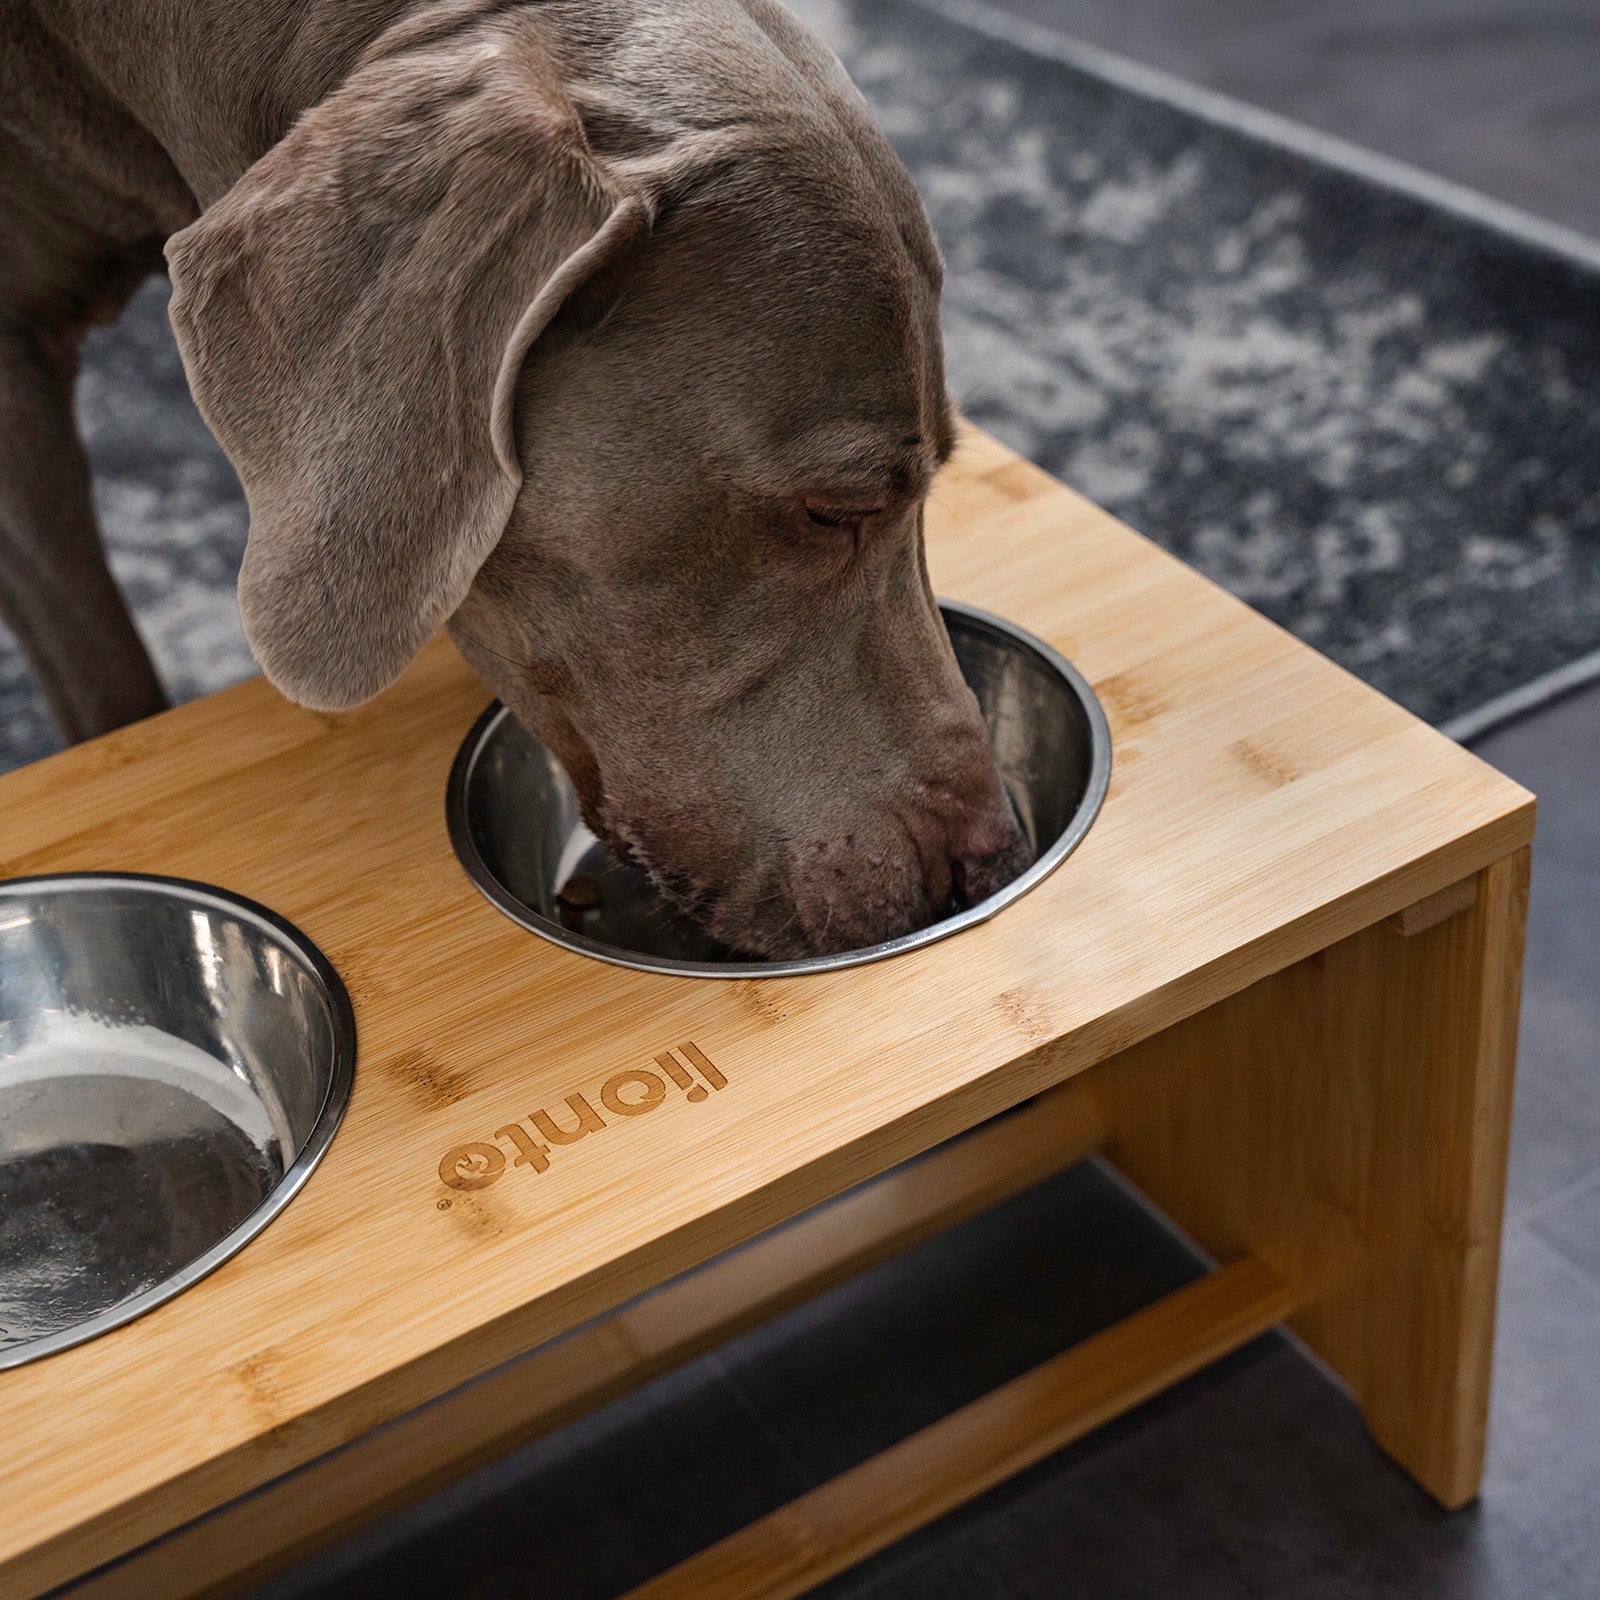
[0,0,1030,958]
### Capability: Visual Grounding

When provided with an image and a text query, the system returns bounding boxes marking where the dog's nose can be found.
[901,779,1029,923]
[932,757,1031,899]
[944,805,1033,915]
[949,855,970,911]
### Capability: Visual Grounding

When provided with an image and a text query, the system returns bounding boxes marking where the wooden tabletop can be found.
[0,427,1534,1598]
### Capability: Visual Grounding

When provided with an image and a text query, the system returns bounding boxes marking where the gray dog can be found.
[0,0,1029,957]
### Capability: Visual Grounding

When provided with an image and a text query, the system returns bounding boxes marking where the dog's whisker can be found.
[953,377,1000,414]
[451,626,539,677]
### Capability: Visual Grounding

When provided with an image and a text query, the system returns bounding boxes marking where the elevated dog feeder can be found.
[0,427,1532,1600]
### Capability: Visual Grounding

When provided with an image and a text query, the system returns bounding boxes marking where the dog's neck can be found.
[25,0,474,206]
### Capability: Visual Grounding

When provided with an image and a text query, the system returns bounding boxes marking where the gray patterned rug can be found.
[4,0,1600,773]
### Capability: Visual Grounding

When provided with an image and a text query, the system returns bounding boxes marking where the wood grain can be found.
[61,1082,1104,1600]
[619,1258,1293,1600]
[1093,847,1530,1507]
[0,424,1534,1596]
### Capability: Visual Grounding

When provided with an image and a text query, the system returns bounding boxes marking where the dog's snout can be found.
[781,768,1031,958]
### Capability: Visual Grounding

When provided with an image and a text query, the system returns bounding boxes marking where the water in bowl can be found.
[0,1013,290,1352]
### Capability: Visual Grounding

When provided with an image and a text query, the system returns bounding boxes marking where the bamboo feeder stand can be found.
[0,426,1533,1600]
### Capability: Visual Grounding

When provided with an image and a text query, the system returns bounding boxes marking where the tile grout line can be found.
[1507,1158,1600,1230]
[704,1347,830,1499]
[1509,1225,1600,1315]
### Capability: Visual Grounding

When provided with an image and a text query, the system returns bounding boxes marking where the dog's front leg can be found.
[0,316,169,743]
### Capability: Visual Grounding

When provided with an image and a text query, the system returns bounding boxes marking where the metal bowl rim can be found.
[0,871,357,1370]
[446,599,1113,979]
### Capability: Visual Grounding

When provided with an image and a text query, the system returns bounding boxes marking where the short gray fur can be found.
[4,0,1600,765]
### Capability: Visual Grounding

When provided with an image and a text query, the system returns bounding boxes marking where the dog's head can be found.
[167,1,1029,958]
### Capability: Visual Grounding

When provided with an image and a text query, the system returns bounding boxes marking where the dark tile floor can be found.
[254,6,1600,1597]
[1490,689,1600,1223]
[984,0,1600,240]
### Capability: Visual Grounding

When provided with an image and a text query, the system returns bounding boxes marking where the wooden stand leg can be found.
[1092,848,1531,1508]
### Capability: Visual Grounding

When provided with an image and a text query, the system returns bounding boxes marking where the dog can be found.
[0,0,1030,958]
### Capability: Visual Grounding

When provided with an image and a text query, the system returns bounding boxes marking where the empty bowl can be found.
[0,875,355,1368]
[448,601,1111,978]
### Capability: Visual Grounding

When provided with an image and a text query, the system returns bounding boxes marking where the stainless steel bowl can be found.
[448,601,1111,978]
[0,875,355,1368]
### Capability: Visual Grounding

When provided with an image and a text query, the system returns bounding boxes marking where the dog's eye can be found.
[803,503,852,529]
[785,496,887,541]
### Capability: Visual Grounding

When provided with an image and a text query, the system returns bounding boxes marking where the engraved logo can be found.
[436,1041,727,1191]
[438,1144,506,1190]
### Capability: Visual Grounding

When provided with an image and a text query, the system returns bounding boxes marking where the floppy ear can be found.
[166,29,649,711]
